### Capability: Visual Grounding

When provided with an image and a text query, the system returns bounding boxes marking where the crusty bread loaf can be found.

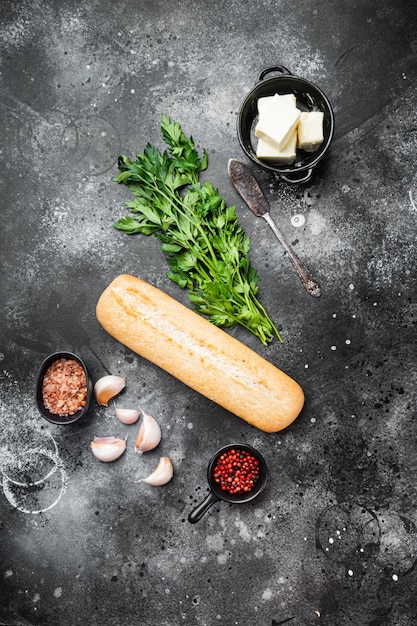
[96,274,304,433]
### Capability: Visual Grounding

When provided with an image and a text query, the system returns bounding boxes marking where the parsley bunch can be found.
[113,116,282,345]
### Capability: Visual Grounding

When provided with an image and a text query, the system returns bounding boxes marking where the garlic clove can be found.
[115,408,140,425]
[134,411,162,454]
[139,456,173,486]
[91,436,127,462]
[94,375,125,406]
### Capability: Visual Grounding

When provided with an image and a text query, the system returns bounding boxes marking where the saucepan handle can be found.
[279,168,314,185]
[188,491,220,524]
[257,65,293,82]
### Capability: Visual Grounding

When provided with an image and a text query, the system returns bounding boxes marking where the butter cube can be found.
[256,129,297,164]
[297,111,324,152]
[257,93,297,115]
[255,96,300,151]
[281,93,297,107]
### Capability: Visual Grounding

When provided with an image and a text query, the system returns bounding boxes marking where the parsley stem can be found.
[152,176,220,269]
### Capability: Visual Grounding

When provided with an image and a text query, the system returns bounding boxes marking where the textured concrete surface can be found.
[1,1,417,625]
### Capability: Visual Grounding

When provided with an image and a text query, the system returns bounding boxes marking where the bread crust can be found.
[96,274,304,432]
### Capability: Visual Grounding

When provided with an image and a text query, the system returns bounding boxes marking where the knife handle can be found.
[262,213,321,298]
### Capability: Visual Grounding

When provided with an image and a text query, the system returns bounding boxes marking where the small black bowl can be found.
[188,443,268,524]
[237,65,335,184]
[35,351,93,425]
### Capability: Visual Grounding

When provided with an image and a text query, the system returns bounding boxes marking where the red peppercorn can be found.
[212,448,260,495]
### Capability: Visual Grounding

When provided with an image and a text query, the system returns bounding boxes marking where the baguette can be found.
[96,274,304,433]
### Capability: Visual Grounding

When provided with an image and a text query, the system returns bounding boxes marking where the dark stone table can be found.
[1,1,417,624]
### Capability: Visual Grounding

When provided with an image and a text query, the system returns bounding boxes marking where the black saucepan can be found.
[237,65,335,184]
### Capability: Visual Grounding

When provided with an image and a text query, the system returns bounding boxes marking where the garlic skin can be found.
[115,408,140,425]
[134,411,162,454]
[91,436,127,462]
[139,457,173,486]
[94,375,125,406]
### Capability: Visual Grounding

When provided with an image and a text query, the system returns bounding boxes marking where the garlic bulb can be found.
[94,375,125,406]
[115,408,140,425]
[91,436,127,462]
[134,411,161,454]
[139,457,173,486]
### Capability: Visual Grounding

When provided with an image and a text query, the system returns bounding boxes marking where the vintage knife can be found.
[228,158,321,298]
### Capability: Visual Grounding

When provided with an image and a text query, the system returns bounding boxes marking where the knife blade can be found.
[228,159,321,298]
